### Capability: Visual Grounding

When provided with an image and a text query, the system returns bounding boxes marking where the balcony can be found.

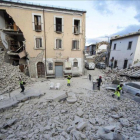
[35,25,42,32]
[55,24,62,33]
[74,25,80,35]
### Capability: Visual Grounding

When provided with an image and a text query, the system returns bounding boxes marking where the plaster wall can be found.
[0,3,85,77]
[109,36,138,69]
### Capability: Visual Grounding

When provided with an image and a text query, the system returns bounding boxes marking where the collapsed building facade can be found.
[84,41,109,64]
[0,1,86,78]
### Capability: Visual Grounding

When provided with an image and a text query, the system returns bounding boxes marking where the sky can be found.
[15,0,140,45]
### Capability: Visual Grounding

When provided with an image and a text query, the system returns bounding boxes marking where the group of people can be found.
[19,75,123,100]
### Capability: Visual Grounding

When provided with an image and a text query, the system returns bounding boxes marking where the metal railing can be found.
[56,24,62,32]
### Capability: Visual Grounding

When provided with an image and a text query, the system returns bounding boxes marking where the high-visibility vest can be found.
[67,75,71,80]
[67,79,70,83]
[117,85,122,91]
[20,81,23,85]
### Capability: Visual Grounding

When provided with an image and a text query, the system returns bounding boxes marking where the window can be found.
[73,58,78,67]
[73,62,78,67]
[34,15,41,31]
[128,41,132,50]
[36,38,42,48]
[72,40,79,50]
[56,39,62,49]
[55,18,62,32]
[48,63,53,70]
[113,44,116,50]
[74,19,80,34]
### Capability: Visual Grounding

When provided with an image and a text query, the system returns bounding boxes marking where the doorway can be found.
[55,62,63,78]
[37,62,45,78]
[123,60,128,69]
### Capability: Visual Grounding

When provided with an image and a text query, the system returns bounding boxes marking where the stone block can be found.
[77,121,87,131]
[104,125,116,133]
[53,92,67,102]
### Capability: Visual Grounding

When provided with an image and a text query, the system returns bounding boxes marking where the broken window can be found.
[56,39,62,49]
[72,40,79,50]
[34,15,41,31]
[36,38,42,48]
[48,63,53,70]
[55,18,62,32]
[113,44,116,50]
[128,41,132,50]
[74,20,80,34]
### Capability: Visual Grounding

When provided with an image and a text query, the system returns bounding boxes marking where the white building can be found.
[109,32,140,69]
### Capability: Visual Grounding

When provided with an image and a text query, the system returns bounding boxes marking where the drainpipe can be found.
[43,9,47,77]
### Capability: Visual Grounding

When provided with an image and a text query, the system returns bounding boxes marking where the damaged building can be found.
[109,31,140,69]
[0,10,27,74]
[0,0,86,78]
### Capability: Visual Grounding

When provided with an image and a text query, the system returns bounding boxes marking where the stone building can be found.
[109,31,140,69]
[0,1,86,78]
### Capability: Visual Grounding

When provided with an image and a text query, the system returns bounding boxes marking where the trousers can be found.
[114,91,120,97]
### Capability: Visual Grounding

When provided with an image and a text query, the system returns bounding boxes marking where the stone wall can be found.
[28,51,44,78]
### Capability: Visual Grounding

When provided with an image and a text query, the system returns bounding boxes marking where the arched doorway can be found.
[37,62,45,78]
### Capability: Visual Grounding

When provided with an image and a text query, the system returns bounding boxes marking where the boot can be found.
[112,94,115,98]
[117,97,120,100]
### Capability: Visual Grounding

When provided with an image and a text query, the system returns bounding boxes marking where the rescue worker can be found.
[19,78,25,93]
[97,76,102,90]
[67,75,71,86]
[112,84,123,100]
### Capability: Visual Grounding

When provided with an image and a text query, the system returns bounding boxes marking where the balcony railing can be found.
[56,24,62,33]
[74,25,80,35]
[35,25,41,32]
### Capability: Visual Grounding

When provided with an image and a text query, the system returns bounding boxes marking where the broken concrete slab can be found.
[53,92,67,102]
[119,118,130,127]
[104,125,116,133]
[77,109,84,117]
[0,92,45,111]
[66,92,77,104]
[77,121,87,131]
[111,114,120,119]
[3,118,17,129]
[97,127,114,140]
[113,131,126,140]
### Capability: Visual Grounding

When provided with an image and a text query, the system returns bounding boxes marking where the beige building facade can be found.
[0,1,86,78]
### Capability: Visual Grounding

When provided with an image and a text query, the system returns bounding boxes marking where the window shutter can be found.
[80,19,82,33]
[59,40,61,48]
[36,38,39,48]
[40,38,42,47]
[77,41,79,49]
[56,39,59,49]
[72,40,75,49]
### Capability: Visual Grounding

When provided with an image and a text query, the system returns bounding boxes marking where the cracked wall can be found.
[28,51,44,78]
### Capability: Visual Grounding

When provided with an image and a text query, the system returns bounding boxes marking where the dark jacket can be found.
[98,78,102,86]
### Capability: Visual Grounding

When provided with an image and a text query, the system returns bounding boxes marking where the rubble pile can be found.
[0,49,32,94]
[0,91,140,139]
[103,67,140,84]
[0,48,5,67]
[103,69,129,84]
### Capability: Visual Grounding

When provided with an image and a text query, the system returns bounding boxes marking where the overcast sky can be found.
[20,0,140,45]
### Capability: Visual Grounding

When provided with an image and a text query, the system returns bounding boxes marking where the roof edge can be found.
[1,0,86,13]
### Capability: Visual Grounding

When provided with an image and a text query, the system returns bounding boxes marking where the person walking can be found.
[67,75,71,86]
[112,84,123,100]
[97,76,102,90]
[19,78,25,93]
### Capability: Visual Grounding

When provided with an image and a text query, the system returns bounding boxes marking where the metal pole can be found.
[43,9,47,78]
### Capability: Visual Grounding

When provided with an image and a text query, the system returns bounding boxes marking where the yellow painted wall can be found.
[0,5,85,59]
